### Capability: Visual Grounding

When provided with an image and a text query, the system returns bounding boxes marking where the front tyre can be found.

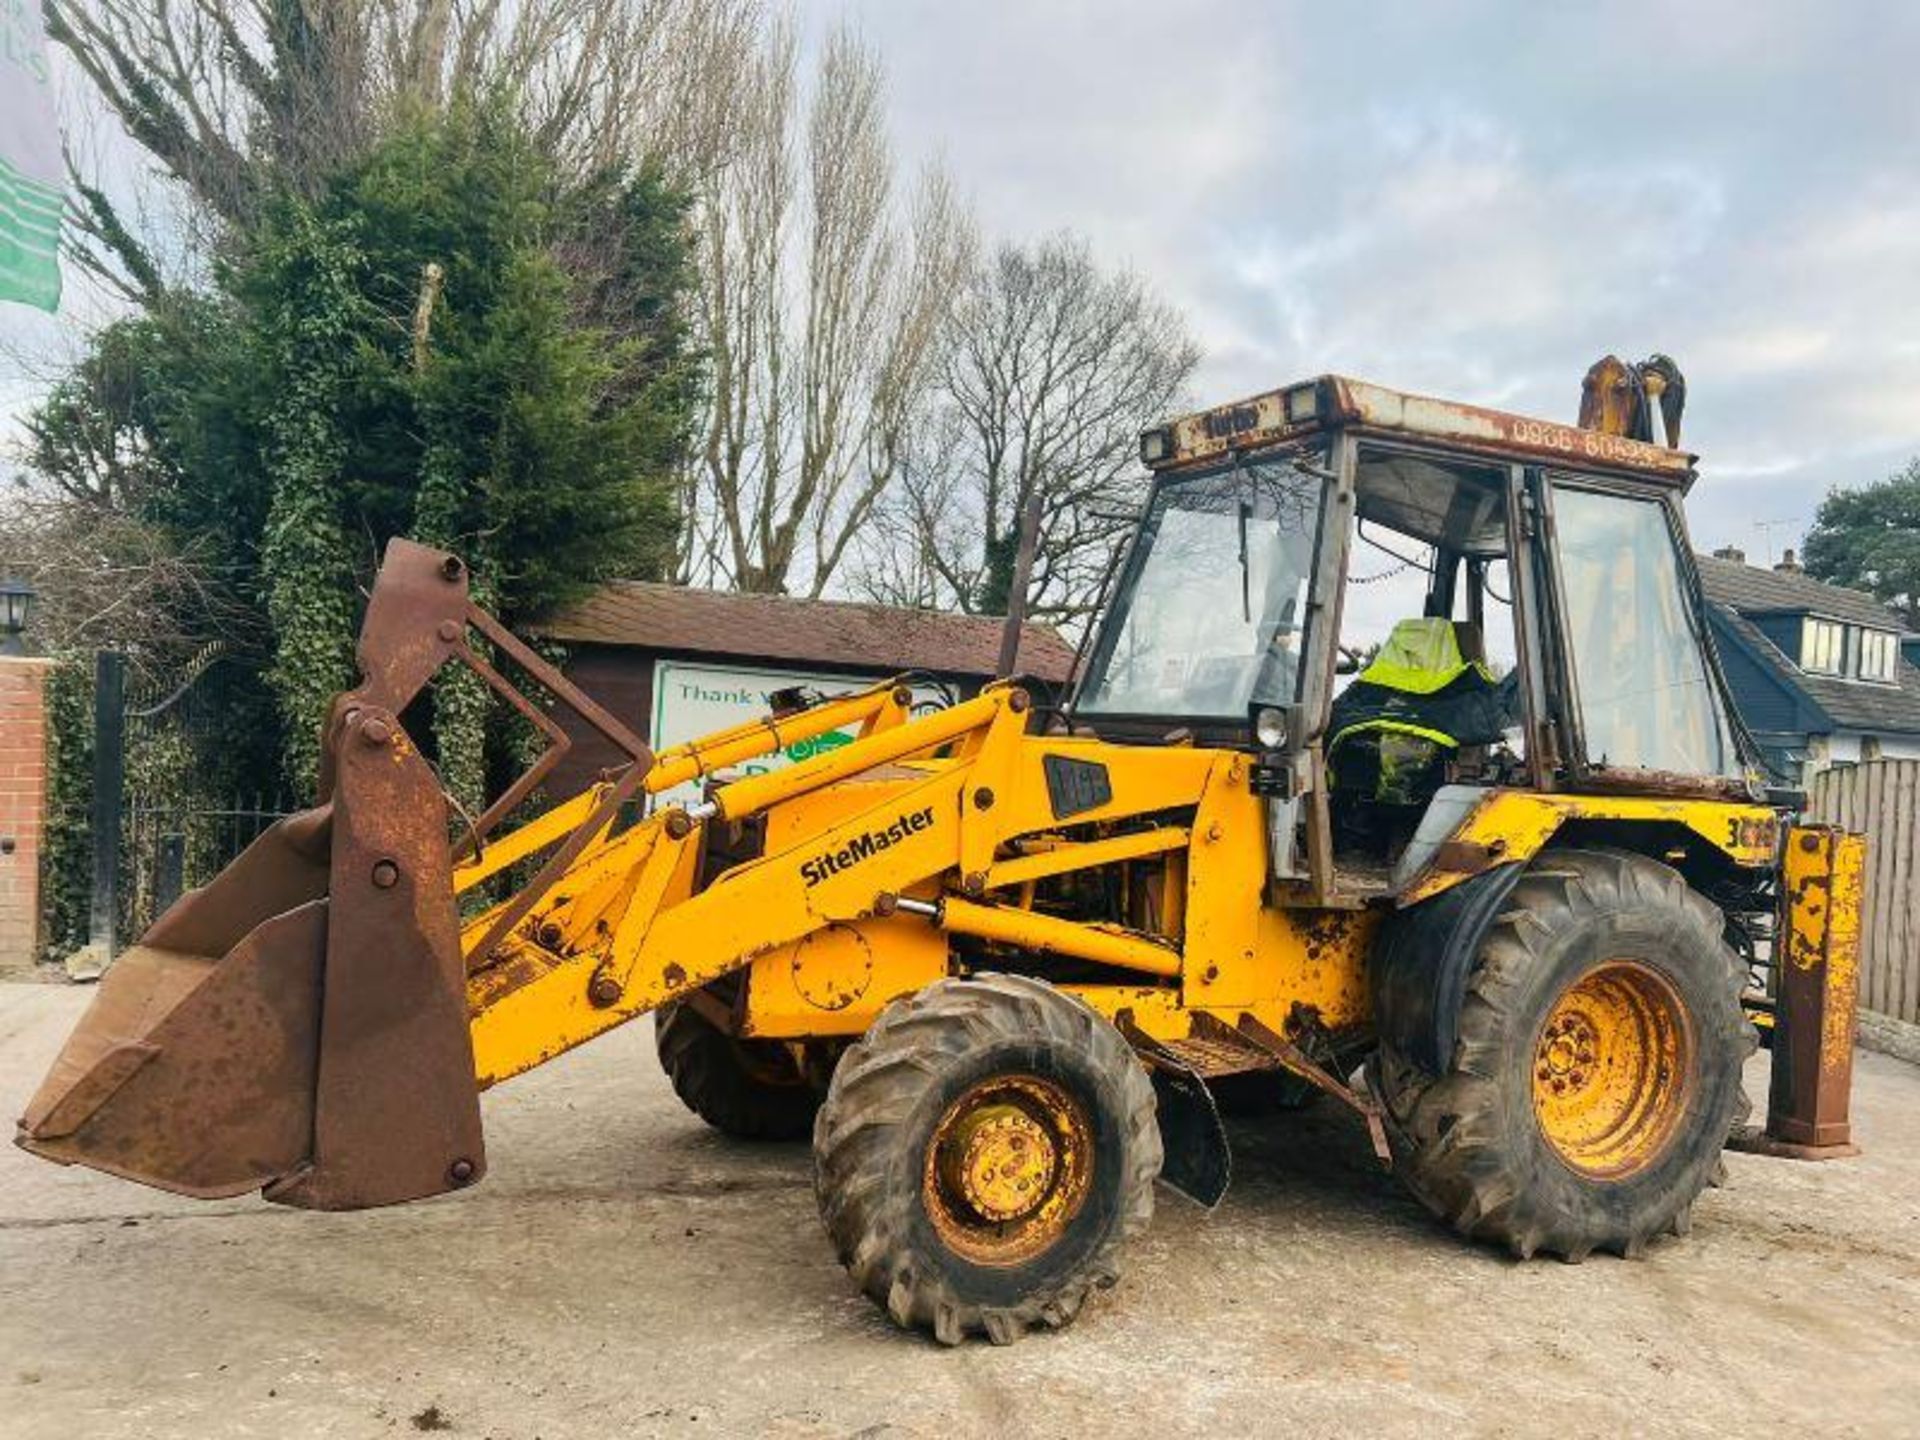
[813,974,1161,1345]
[1372,848,1755,1261]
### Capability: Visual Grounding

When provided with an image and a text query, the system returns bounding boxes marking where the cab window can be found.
[1549,483,1739,777]
[1078,456,1323,719]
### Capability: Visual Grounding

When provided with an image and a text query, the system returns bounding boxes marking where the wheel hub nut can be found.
[1538,1011,1599,1086]
[950,1108,1056,1224]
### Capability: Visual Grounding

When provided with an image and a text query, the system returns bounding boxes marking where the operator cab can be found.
[1074,375,1756,905]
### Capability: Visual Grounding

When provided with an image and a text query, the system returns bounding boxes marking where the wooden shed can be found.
[532,581,1076,799]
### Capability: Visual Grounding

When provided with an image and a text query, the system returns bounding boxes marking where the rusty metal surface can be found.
[1199,1012,1390,1163]
[17,784,338,1194]
[1577,356,1638,439]
[1331,376,1694,480]
[331,539,655,981]
[1569,767,1759,803]
[1578,354,1685,448]
[17,904,328,1198]
[17,537,659,1209]
[267,703,484,1209]
[1755,825,1865,1154]
[1427,837,1510,878]
[1153,375,1695,482]
[347,542,474,715]
[15,698,482,1210]
[142,807,333,955]
[1151,1030,1282,1079]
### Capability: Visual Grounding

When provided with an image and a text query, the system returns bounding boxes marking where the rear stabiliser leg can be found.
[1727,826,1865,1161]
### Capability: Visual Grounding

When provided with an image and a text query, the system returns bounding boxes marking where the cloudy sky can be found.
[800,0,1920,561]
[7,1,1916,568]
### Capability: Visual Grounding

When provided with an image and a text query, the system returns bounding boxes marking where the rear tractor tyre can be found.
[1371,848,1755,1261]
[655,999,822,1142]
[813,974,1162,1345]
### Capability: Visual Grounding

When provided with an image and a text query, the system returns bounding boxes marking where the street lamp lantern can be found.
[0,577,35,656]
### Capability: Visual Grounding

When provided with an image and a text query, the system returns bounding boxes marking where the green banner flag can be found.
[1,0,62,312]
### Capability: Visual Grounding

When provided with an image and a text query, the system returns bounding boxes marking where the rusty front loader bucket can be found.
[16,541,652,1210]
[16,715,478,1208]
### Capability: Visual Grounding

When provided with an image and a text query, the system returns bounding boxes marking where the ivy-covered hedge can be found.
[38,657,92,961]
[28,101,698,953]
[30,99,696,806]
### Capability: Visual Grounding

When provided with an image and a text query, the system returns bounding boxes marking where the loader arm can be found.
[459,685,1004,1083]
[455,680,1235,1087]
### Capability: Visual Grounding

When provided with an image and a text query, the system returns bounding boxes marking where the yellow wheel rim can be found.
[1531,960,1693,1180]
[923,1074,1092,1266]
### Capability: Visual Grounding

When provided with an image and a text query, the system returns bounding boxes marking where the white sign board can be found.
[648,660,955,808]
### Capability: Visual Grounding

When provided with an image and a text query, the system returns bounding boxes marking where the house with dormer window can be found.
[1698,547,1920,780]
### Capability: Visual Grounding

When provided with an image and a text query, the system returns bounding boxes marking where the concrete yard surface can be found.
[2,981,1916,1439]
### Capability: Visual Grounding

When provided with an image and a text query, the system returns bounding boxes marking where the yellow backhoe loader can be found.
[18,364,1864,1345]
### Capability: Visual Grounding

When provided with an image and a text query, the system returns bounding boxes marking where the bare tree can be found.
[681,20,973,595]
[854,233,1200,622]
[47,1,976,602]
[0,476,251,677]
[45,0,763,299]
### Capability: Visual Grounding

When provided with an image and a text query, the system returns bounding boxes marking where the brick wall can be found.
[0,657,53,973]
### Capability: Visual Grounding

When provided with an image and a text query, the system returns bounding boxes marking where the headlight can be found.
[1138,425,1174,466]
[1253,706,1288,749]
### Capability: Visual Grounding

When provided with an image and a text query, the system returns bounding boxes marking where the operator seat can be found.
[1327,618,1517,853]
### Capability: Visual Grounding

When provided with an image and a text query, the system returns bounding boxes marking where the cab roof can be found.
[1145,375,1698,486]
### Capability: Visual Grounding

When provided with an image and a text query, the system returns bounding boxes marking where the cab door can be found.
[1532,472,1747,789]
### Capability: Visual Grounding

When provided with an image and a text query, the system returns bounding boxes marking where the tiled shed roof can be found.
[534,581,1077,683]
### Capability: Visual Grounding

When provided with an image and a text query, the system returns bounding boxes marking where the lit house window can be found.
[1802,618,1845,675]
[1859,628,1898,683]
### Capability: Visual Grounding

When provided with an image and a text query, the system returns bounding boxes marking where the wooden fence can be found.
[1808,758,1920,1024]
